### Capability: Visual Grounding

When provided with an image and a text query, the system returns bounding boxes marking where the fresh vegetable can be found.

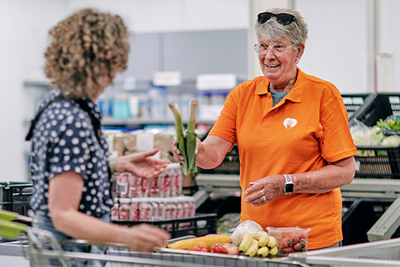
[377,117,400,132]
[217,243,239,255]
[210,244,228,254]
[186,234,232,251]
[167,237,196,250]
[192,245,208,252]
[168,100,198,175]
[169,102,189,175]
[381,135,400,146]
[185,100,198,174]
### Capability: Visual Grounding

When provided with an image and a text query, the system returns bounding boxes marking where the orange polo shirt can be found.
[209,68,357,249]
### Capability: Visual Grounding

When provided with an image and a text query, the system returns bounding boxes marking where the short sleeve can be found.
[209,86,239,144]
[47,112,94,180]
[320,92,357,162]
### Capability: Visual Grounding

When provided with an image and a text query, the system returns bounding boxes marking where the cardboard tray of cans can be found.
[113,163,183,199]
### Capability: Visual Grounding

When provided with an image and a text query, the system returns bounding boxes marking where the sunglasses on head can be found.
[258,12,299,26]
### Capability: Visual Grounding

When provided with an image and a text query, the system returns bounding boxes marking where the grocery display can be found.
[267,227,310,256]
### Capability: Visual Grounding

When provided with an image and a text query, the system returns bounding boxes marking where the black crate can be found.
[0,182,33,216]
[341,93,372,121]
[341,198,400,245]
[112,213,217,238]
[350,93,400,179]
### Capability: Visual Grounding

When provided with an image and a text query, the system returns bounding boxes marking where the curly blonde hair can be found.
[44,8,130,99]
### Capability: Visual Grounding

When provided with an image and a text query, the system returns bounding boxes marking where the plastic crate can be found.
[198,145,240,175]
[341,198,400,246]
[0,182,33,216]
[350,93,400,179]
[112,213,217,238]
[341,93,372,120]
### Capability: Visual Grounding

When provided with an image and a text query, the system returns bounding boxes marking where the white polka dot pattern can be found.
[29,90,113,218]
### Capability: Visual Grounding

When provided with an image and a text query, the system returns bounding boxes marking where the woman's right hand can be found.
[170,138,201,164]
[123,224,171,252]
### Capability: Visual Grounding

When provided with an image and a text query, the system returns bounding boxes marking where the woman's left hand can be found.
[116,149,170,179]
[243,175,284,206]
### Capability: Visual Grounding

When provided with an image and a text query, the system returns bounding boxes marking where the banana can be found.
[267,236,277,248]
[269,246,279,256]
[257,246,269,257]
[238,232,253,252]
[253,231,269,247]
[245,239,259,257]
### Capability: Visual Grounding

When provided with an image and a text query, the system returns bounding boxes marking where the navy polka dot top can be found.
[29,89,113,218]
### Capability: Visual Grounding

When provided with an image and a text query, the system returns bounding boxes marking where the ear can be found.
[295,43,305,61]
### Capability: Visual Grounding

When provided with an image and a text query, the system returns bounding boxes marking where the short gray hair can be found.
[255,7,308,47]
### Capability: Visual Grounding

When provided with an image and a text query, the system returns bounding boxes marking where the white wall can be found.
[0,0,67,182]
[67,0,249,32]
[295,0,371,94]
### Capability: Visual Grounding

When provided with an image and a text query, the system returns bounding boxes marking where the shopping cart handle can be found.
[0,220,28,238]
[0,210,20,221]
[0,210,33,223]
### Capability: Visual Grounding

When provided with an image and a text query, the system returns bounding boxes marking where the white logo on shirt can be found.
[283,118,297,129]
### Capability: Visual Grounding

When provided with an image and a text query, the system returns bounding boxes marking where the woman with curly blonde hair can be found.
[27,8,170,265]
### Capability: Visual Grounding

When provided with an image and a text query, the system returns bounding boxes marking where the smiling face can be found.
[257,36,304,91]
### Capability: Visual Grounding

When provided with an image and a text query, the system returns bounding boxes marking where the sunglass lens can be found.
[258,12,273,24]
[275,14,296,25]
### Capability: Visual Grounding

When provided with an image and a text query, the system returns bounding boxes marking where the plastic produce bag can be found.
[350,119,384,146]
[230,220,263,246]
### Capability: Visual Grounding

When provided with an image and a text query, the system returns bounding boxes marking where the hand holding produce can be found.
[169,100,198,175]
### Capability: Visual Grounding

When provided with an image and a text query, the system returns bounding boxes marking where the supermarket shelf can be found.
[195,174,240,193]
[341,178,400,198]
[102,117,216,126]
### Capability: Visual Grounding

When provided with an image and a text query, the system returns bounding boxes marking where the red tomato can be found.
[210,244,228,254]
[193,245,208,252]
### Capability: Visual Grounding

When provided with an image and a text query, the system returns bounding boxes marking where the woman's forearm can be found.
[291,156,355,194]
[196,135,233,169]
[51,208,128,244]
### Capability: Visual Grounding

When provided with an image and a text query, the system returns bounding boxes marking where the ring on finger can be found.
[261,189,265,196]
[263,196,266,202]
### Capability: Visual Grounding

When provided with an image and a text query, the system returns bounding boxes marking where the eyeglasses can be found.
[257,12,299,26]
[254,43,295,56]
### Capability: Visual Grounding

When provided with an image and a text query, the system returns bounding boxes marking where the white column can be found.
[248,0,294,80]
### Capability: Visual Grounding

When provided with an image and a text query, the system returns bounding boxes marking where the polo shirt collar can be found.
[255,67,305,103]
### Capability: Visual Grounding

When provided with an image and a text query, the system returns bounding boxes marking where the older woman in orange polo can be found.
[172,7,356,250]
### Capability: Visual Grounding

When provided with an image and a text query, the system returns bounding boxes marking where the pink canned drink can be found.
[115,173,129,198]
[139,200,153,221]
[111,202,119,221]
[119,198,130,221]
[128,174,142,198]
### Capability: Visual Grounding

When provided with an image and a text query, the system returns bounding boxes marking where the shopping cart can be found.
[0,210,310,267]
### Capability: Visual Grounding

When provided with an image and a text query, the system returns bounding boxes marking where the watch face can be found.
[285,183,294,194]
